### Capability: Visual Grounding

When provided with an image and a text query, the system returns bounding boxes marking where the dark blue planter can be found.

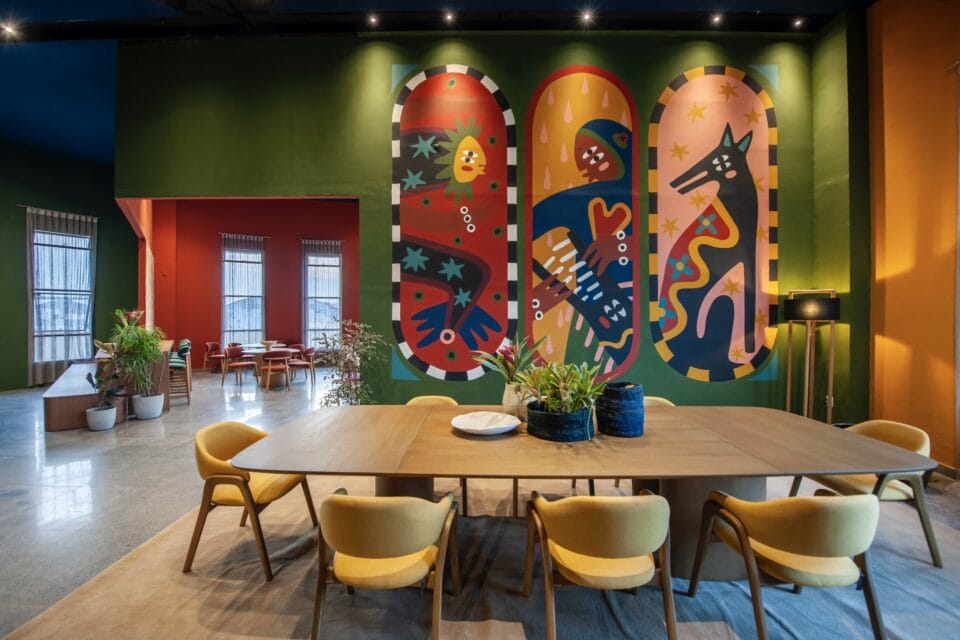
[526,402,594,442]
[596,382,645,437]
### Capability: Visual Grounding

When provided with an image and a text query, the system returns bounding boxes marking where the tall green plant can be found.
[516,362,606,413]
[109,309,166,396]
[315,320,389,405]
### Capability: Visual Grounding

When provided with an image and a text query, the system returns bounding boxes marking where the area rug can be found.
[5,476,959,639]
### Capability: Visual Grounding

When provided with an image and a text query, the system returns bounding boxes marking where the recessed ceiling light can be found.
[444,12,455,23]
[793,17,804,28]
[581,11,593,23]
[1,23,16,36]
[368,14,378,26]
[711,14,723,25]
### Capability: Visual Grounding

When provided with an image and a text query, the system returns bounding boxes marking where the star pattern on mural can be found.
[730,346,746,361]
[754,310,768,328]
[438,257,464,281]
[687,103,707,123]
[669,142,689,160]
[689,190,709,209]
[721,278,741,295]
[453,287,472,307]
[411,135,438,159]
[744,108,762,125]
[718,81,739,102]
[757,226,768,241]
[753,175,766,192]
[661,218,679,238]
[402,170,426,191]
[402,247,429,272]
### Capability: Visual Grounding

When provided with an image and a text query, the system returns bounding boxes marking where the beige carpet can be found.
[9,475,956,639]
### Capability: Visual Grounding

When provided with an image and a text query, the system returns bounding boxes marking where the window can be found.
[222,233,265,346]
[303,240,342,347]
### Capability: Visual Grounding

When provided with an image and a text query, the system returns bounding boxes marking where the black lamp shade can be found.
[783,297,840,322]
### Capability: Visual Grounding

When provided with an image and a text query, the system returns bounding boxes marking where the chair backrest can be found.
[849,419,930,456]
[205,342,222,354]
[533,493,670,558]
[228,342,242,348]
[224,346,244,359]
[263,350,290,362]
[644,396,676,407]
[302,346,316,357]
[288,343,305,353]
[194,421,267,480]
[716,492,879,558]
[406,395,459,406]
[320,493,453,558]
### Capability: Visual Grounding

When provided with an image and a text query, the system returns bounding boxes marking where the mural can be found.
[525,66,639,380]
[391,65,517,380]
[649,66,779,381]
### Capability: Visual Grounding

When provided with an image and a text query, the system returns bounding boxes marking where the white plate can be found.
[451,411,521,436]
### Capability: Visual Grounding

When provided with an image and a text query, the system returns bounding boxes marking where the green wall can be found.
[115,26,868,409]
[0,141,138,391]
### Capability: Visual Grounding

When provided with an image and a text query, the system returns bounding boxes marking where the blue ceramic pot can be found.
[526,402,594,442]
[596,382,645,437]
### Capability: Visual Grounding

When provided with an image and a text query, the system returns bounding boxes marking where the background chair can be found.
[169,338,192,404]
[203,341,226,372]
[261,350,291,390]
[182,421,318,581]
[312,490,459,640]
[288,346,316,385]
[789,419,942,568]
[523,491,677,640]
[688,491,884,640]
[221,345,258,388]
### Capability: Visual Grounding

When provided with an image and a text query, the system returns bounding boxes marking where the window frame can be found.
[221,235,266,347]
[302,240,343,349]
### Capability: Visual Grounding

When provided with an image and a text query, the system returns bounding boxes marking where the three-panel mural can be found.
[392,64,778,384]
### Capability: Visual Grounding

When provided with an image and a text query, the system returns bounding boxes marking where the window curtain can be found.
[303,240,342,348]
[221,233,265,346]
[26,207,98,386]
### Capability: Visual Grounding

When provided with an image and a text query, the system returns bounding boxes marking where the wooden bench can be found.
[42,363,128,432]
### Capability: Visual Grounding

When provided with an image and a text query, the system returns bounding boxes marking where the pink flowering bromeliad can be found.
[471,335,545,383]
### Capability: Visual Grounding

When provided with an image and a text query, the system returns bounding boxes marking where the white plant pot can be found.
[132,393,165,420]
[86,405,117,431]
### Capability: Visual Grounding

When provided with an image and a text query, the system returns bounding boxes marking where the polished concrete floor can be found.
[0,372,958,637]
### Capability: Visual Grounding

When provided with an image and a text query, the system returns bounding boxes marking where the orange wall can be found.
[869,0,960,469]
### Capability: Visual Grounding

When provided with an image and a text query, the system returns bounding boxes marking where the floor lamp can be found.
[784,289,840,424]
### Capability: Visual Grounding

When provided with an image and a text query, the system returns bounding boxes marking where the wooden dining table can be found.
[232,404,936,579]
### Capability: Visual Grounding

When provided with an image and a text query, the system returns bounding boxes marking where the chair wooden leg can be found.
[541,538,557,640]
[459,477,469,517]
[182,482,216,573]
[301,478,319,527]
[588,479,595,496]
[571,479,577,489]
[431,565,444,640]
[687,507,715,597]
[792,584,803,595]
[512,478,520,518]
[311,541,328,640]
[448,517,461,597]
[522,508,536,597]
[743,547,769,640]
[789,475,803,497]
[221,364,228,386]
[906,475,943,567]
[614,478,621,488]
[264,368,272,390]
[239,509,247,527]
[856,552,887,640]
[238,488,273,581]
[658,538,678,640]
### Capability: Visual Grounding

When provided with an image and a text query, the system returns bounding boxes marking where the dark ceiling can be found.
[0,0,874,165]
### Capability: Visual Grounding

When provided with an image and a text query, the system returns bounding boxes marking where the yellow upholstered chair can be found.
[312,490,460,640]
[789,419,942,568]
[523,492,677,640]
[182,421,318,581]
[688,491,884,640]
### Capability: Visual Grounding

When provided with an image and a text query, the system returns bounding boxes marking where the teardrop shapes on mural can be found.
[526,66,640,381]
[648,65,779,382]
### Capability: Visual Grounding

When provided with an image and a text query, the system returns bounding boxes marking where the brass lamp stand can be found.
[784,289,840,423]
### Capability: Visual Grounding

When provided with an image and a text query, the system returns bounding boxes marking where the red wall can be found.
[151,198,360,367]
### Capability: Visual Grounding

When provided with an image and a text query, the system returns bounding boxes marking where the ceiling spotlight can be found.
[581,11,593,23]
[1,23,16,36]
[711,13,722,25]
[793,17,804,28]
[368,14,378,26]
[444,12,454,23]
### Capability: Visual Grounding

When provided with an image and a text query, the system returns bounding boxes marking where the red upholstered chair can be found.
[289,347,316,385]
[221,346,258,389]
[261,350,291,390]
[287,343,305,358]
[203,342,226,372]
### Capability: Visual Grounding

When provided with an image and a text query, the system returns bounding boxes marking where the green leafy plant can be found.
[471,335,545,383]
[86,341,119,409]
[315,320,389,405]
[516,362,606,413]
[109,309,166,396]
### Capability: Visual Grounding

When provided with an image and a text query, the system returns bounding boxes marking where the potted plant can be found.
[517,362,606,442]
[471,335,544,418]
[110,309,167,420]
[315,319,389,406]
[85,344,120,431]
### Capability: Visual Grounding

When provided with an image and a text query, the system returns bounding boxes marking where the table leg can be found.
[375,476,435,501]
[660,476,766,581]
